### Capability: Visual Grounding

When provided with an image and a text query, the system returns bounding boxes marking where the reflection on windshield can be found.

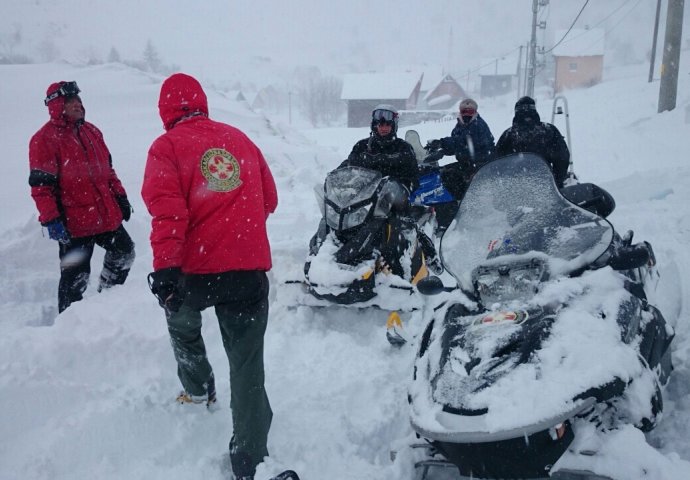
[441,154,614,292]
[326,167,382,208]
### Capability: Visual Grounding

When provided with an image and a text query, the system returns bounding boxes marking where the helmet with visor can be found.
[371,104,399,136]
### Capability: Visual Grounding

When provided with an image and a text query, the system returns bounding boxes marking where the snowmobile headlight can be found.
[474,262,543,305]
[342,204,371,230]
[325,204,340,230]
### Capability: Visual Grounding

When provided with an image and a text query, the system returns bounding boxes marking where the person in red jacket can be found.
[29,81,135,313]
[142,73,278,480]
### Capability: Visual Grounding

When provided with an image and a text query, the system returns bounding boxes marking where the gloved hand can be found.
[116,195,133,222]
[44,219,71,244]
[147,267,185,314]
[425,139,442,152]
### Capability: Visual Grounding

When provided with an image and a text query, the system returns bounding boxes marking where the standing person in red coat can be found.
[142,73,278,480]
[29,81,135,313]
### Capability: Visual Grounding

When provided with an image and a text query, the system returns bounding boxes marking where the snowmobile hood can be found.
[158,73,209,131]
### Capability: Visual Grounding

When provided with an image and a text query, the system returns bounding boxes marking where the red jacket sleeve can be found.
[28,131,61,224]
[257,146,278,218]
[141,137,189,270]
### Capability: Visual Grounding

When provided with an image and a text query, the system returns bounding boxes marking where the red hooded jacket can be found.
[29,82,126,238]
[142,73,278,274]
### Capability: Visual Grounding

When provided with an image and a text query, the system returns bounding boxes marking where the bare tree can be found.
[107,47,121,63]
[143,39,162,73]
[298,74,344,126]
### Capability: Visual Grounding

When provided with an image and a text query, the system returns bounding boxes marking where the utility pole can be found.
[517,45,524,99]
[648,0,663,83]
[526,0,539,97]
[526,0,549,98]
[658,0,685,112]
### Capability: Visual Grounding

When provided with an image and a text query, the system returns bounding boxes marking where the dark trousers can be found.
[166,270,272,476]
[58,225,135,312]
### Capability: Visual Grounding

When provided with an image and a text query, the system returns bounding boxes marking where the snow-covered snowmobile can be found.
[408,153,673,479]
[301,166,436,319]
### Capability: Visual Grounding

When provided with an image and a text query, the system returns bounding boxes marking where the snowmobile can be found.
[408,153,673,480]
[298,165,439,344]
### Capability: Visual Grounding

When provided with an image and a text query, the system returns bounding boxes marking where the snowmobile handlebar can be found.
[423,149,445,164]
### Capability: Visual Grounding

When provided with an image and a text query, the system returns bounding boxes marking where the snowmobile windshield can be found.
[324,166,383,231]
[441,153,614,294]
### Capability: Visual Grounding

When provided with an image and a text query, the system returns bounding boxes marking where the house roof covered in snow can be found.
[552,28,605,57]
[341,72,423,100]
[423,74,464,101]
[382,64,444,92]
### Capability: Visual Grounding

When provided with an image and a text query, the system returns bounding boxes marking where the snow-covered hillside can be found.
[1,56,689,480]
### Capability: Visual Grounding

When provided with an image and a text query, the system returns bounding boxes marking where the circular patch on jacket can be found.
[200,148,242,192]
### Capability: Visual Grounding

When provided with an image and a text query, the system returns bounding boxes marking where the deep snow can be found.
[1,55,689,480]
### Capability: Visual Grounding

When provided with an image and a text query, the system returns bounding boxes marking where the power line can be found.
[557,0,644,59]
[542,0,590,55]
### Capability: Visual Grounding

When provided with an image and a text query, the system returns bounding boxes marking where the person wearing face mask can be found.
[425,98,496,228]
[28,81,135,313]
[495,96,570,188]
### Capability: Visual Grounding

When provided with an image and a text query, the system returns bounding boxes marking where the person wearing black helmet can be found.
[335,105,441,275]
[339,104,419,192]
[496,96,570,188]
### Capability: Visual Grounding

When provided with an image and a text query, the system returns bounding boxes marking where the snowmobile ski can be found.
[268,470,300,480]
[385,311,408,346]
[550,469,613,480]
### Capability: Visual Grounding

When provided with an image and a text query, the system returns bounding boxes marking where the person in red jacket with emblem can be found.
[29,81,135,313]
[142,73,278,480]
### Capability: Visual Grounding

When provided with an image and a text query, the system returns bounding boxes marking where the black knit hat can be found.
[513,96,540,125]
[515,96,536,113]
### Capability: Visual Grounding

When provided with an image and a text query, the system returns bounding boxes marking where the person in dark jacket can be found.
[334,105,440,274]
[426,98,495,229]
[142,73,278,480]
[29,81,135,313]
[496,96,571,188]
[339,104,419,192]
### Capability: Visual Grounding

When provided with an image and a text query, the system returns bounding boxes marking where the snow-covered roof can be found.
[341,72,423,100]
[477,53,519,77]
[427,94,452,107]
[423,74,464,102]
[552,28,605,57]
[383,64,444,91]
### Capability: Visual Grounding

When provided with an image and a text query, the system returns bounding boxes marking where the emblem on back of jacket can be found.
[200,148,242,192]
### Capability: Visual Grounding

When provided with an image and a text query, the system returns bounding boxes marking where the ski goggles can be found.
[372,109,398,123]
[515,103,537,113]
[460,108,477,116]
[44,81,81,105]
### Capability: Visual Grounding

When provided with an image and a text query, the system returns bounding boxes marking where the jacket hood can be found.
[158,73,209,131]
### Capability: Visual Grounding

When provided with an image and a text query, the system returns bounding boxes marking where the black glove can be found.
[44,218,71,244]
[147,267,185,314]
[116,195,132,222]
[425,139,442,152]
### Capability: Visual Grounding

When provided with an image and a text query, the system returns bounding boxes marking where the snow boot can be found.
[176,373,217,407]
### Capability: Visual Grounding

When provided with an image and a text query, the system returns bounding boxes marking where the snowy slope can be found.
[1,57,690,480]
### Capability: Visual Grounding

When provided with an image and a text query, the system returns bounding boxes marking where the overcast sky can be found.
[3,0,688,85]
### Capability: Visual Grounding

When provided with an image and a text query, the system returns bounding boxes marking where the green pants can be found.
[166,270,272,470]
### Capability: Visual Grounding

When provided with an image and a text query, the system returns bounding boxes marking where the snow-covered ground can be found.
[1,56,689,480]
